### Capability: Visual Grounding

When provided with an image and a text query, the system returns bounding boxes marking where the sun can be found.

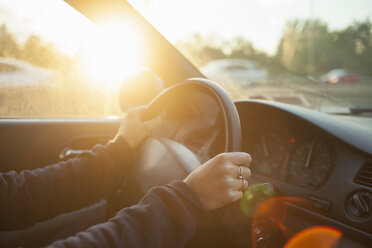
[79,18,144,90]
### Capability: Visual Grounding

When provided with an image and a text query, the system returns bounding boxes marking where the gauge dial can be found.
[251,133,287,175]
[289,140,333,188]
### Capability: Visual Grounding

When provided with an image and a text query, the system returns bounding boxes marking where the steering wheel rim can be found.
[141,78,242,153]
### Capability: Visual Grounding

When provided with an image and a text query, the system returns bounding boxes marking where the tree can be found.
[228,36,255,58]
[0,24,21,58]
[175,34,226,67]
[322,20,372,75]
[21,35,63,69]
[276,19,333,75]
[276,18,372,76]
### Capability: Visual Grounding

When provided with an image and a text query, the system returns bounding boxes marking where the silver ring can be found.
[237,166,243,179]
[241,179,247,191]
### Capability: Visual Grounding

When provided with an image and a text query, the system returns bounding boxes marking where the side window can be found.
[0,1,143,118]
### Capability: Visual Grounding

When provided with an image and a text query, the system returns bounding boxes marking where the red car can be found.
[321,69,361,84]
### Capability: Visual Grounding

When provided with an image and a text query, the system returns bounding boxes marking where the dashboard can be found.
[235,100,372,246]
[247,124,334,190]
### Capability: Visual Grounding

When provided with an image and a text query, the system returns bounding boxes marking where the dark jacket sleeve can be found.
[48,180,208,248]
[0,136,133,231]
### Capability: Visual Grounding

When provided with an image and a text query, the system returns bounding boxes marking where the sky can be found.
[129,0,372,53]
[0,0,371,55]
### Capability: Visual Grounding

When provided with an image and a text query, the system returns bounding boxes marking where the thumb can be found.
[145,115,162,130]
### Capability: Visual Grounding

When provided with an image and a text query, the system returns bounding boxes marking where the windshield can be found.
[1,0,371,118]
[129,0,372,114]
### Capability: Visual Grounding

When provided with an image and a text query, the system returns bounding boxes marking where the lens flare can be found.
[240,182,275,217]
[284,226,342,248]
[251,196,309,247]
[245,196,342,248]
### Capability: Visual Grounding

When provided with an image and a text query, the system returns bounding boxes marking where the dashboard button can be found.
[309,196,331,212]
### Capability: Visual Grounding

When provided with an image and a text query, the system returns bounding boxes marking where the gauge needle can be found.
[261,137,269,157]
[305,142,315,169]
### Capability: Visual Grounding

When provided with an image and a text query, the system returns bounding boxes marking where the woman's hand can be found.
[118,106,161,149]
[184,152,252,211]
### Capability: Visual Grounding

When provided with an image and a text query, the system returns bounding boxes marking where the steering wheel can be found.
[133,78,242,193]
[142,78,241,152]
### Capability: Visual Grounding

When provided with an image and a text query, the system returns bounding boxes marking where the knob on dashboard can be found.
[345,190,372,218]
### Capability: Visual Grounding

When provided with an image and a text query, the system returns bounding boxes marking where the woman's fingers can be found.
[222,152,252,167]
[227,177,249,191]
[233,165,251,179]
[145,115,162,130]
[119,105,161,148]
[228,190,243,202]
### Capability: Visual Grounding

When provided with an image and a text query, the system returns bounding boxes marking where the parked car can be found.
[0,57,55,86]
[201,58,268,85]
[320,69,361,84]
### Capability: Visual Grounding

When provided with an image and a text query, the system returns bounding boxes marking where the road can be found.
[215,77,372,110]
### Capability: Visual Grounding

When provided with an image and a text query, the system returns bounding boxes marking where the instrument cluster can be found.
[248,130,334,190]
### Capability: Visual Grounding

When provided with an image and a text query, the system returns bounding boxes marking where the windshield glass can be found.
[129,0,372,114]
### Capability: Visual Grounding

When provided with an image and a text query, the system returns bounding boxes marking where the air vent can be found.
[355,162,372,187]
[345,190,372,218]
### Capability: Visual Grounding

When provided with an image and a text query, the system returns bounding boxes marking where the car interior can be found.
[0,0,371,247]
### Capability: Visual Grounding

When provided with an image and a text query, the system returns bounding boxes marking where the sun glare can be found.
[80,18,143,90]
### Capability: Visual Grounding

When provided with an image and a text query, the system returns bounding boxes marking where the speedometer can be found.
[289,140,333,188]
[251,133,287,175]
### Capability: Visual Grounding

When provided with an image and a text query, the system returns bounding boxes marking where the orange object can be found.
[284,226,342,248]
